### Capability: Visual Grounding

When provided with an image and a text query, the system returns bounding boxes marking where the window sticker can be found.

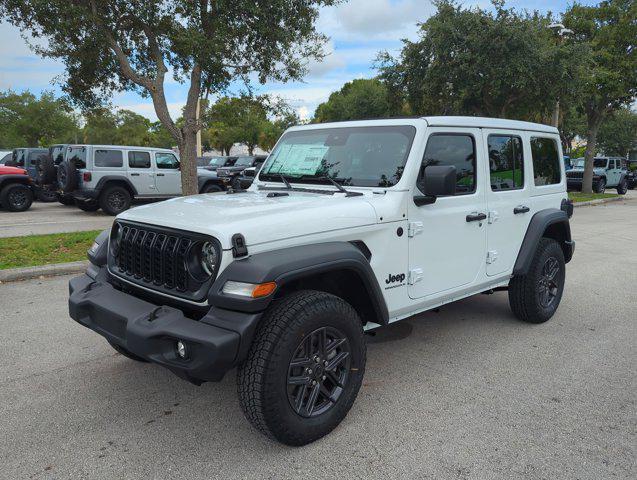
[266,144,329,176]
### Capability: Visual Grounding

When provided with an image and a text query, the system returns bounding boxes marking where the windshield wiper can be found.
[280,174,292,189]
[310,175,363,197]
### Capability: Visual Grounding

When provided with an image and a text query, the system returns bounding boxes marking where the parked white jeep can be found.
[69,117,575,445]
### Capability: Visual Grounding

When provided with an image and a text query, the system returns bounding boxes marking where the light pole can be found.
[547,23,573,128]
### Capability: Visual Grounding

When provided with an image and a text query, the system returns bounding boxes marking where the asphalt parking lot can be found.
[1,200,635,479]
[0,201,114,238]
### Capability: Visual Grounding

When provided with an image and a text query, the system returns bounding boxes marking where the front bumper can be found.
[69,270,262,383]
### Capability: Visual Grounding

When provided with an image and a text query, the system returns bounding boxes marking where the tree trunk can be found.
[178,133,199,196]
[552,100,560,128]
[581,114,603,194]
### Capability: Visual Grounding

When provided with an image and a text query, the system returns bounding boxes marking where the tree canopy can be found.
[0,90,80,148]
[376,0,581,120]
[0,0,336,194]
[313,79,399,123]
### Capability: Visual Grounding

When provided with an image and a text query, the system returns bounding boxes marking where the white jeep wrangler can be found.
[69,117,575,445]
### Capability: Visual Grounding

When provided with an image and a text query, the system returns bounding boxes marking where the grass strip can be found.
[568,192,619,203]
[0,230,101,270]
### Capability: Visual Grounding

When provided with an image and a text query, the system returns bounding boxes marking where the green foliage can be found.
[314,79,395,123]
[377,0,582,120]
[597,108,637,157]
[0,90,80,148]
[205,96,298,154]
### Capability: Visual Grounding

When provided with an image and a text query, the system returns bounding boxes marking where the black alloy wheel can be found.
[287,326,351,418]
[537,256,560,308]
[7,186,32,211]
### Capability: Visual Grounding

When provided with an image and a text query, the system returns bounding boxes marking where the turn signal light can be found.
[222,281,277,298]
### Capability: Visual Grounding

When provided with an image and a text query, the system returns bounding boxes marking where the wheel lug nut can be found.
[322,375,326,380]
[323,360,328,366]
[307,369,313,375]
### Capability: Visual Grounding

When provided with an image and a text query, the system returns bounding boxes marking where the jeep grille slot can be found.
[111,222,215,302]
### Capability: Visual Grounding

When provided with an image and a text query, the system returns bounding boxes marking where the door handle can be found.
[466,212,487,222]
[130,173,140,176]
[514,205,530,214]
[156,173,165,176]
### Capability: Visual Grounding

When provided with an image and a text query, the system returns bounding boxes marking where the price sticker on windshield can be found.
[266,144,329,176]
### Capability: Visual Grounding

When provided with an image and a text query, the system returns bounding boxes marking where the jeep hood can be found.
[117,190,378,249]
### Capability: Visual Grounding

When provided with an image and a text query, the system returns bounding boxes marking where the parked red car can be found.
[0,165,34,212]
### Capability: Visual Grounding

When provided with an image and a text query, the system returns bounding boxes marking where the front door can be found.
[607,159,621,186]
[408,128,487,299]
[483,130,532,276]
[154,152,181,195]
[127,150,157,195]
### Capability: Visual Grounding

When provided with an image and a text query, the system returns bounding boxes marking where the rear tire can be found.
[508,238,565,324]
[75,199,100,212]
[99,185,132,215]
[0,183,33,212]
[37,188,58,202]
[237,290,366,446]
[57,193,75,205]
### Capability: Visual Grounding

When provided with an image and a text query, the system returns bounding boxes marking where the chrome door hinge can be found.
[486,250,498,264]
[488,210,499,224]
[408,268,423,285]
[408,221,424,237]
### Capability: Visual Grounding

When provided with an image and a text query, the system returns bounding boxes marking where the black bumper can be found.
[69,271,262,383]
[71,189,99,201]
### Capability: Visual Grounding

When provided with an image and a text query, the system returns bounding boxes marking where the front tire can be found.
[0,184,33,212]
[75,199,100,212]
[237,290,366,446]
[616,179,628,195]
[202,183,222,193]
[508,238,565,324]
[99,185,132,215]
[594,178,606,194]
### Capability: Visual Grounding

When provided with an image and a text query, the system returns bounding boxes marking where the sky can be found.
[0,0,596,122]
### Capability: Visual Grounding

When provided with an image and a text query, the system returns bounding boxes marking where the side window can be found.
[488,135,524,191]
[94,149,123,168]
[14,150,24,166]
[29,152,38,165]
[67,147,86,169]
[608,159,615,169]
[530,137,561,186]
[156,152,179,169]
[421,134,476,194]
[128,151,151,169]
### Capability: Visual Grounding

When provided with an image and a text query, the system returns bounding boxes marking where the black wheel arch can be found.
[95,176,138,197]
[208,241,389,326]
[513,208,574,276]
[198,177,226,193]
[0,175,32,190]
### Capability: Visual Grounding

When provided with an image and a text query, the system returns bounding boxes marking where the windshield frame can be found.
[258,125,417,188]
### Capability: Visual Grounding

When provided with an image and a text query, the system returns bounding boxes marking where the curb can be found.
[0,260,88,283]
[573,196,631,207]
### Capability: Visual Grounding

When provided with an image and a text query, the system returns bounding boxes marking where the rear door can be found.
[483,130,531,276]
[127,150,156,195]
[154,151,181,195]
[408,128,487,299]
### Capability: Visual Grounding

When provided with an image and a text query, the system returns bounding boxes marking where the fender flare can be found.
[208,241,389,325]
[95,176,138,196]
[0,175,31,190]
[513,208,573,276]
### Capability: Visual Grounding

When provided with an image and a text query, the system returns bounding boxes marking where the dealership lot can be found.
[0,201,635,479]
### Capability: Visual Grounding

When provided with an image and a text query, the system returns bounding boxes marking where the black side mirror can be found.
[414,165,456,206]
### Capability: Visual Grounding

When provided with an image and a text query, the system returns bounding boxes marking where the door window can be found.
[488,135,524,191]
[156,153,180,169]
[67,147,86,169]
[94,149,123,168]
[128,151,151,168]
[421,134,476,194]
[530,137,561,186]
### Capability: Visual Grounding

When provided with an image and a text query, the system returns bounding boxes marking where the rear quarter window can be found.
[94,149,123,168]
[530,137,561,186]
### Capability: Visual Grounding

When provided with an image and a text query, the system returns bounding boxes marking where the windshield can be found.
[259,125,416,187]
[206,157,226,167]
[572,158,607,168]
[235,156,255,167]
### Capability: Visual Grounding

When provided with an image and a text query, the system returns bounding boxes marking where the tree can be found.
[596,107,637,157]
[313,78,392,122]
[114,110,153,146]
[0,0,336,195]
[563,0,637,193]
[81,108,119,144]
[0,90,80,148]
[376,1,581,120]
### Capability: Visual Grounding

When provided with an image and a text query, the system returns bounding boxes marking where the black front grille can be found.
[109,221,218,302]
[567,171,584,179]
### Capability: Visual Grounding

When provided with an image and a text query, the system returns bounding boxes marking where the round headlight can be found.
[200,242,218,276]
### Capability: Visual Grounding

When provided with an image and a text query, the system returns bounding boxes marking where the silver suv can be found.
[57,145,181,215]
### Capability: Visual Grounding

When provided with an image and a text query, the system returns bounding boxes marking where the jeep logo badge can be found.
[386,273,406,284]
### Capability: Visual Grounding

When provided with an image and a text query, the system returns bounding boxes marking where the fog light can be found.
[176,340,187,359]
